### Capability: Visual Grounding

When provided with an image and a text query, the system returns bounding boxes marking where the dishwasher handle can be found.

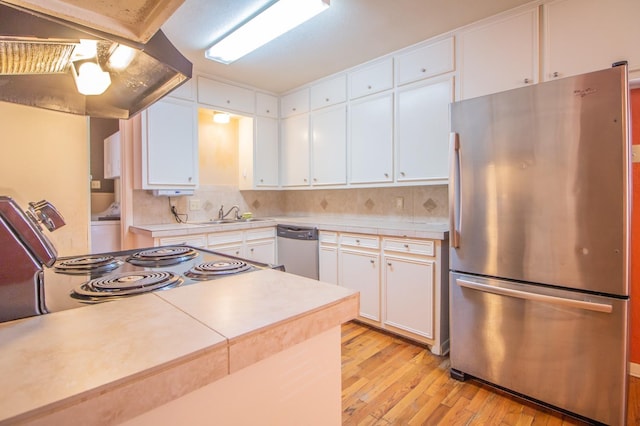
[276,225,318,240]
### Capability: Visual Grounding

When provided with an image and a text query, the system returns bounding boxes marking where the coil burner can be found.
[185,260,253,280]
[126,246,198,267]
[54,255,123,274]
[72,271,183,300]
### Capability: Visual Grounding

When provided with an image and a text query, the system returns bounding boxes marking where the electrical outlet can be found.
[90,180,101,189]
[395,197,404,209]
[189,199,201,211]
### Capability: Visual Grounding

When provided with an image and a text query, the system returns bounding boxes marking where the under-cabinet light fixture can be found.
[213,112,230,124]
[205,0,330,64]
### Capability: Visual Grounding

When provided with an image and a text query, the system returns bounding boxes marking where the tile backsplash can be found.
[131,185,448,225]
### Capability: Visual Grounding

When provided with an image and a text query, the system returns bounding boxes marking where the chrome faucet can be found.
[218,205,241,220]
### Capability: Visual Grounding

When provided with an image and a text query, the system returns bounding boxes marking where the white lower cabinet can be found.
[339,244,380,322]
[144,227,276,264]
[327,231,448,355]
[384,254,434,339]
[319,231,338,284]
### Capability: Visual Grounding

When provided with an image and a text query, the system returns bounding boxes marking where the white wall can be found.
[0,102,90,256]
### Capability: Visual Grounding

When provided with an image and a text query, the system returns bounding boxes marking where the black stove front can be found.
[43,245,275,313]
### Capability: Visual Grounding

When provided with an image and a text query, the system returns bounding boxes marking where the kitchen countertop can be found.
[130,216,449,240]
[0,269,358,425]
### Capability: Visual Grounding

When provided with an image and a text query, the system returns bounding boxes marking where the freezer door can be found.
[449,66,630,296]
[450,272,628,425]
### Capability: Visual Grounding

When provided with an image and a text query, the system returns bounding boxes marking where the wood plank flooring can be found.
[341,321,640,425]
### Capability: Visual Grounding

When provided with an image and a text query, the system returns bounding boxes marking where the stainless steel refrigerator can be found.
[448,64,630,425]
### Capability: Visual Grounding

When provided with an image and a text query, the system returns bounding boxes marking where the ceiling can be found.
[160,0,535,94]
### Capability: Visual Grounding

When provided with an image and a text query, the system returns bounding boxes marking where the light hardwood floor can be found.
[342,321,640,425]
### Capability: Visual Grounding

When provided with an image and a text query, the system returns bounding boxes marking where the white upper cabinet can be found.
[138,97,198,189]
[104,131,121,179]
[310,75,347,110]
[349,58,393,100]
[349,92,394,184]
[197,77,255,114]
[280,113,310,187]
[311,104,347,186]
[396,76,453,183]
[458,8,538,99]
[395,37,454,86]
[544,0,640,81]
[168,78,195,101]
[280,88,310,118]
[254,116,279,187]
[255,92,279,118]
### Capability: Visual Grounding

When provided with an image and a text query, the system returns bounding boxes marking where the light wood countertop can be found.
[0,269,358,425]
[130,216,449,240]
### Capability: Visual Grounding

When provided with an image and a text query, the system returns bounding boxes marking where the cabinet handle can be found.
[524,78,531,84]
[404,244,409,248]
[356,239,361,244]
[367,85,372,90]
[387,261,392,266]
[552,71,560,78]
[250,248,254,252]
[370,259,375,264]
[313,178,317,182]
[304,178,308,182]
[226,99,231,104]
[292,107,297,112]
[400,171,405,177]
[421,68,427,73]
[266,109,270,114]
[384,173,389,178]
[260,178,264,182]
[325,97,330,102]
[188,177,192,182]
[235,251,240,255]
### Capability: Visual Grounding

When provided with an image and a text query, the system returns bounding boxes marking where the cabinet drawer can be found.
[246,227,276,241]
[281,88,309,117]
[256,92,278,118]
[349,58,393,99]
[319,231,338,244]
[197,77,255,114]
[383,238,434,256]
[395,37,454,86]
[310,75,347,110]
[340,234,379,249]
[207,230,243,246]
[159,234,206,247]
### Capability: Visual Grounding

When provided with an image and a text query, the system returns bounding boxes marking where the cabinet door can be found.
[544,0,640,81]
[395,37,454,86]
[349,58,393,100]
[254,116,279,187]
[384,256,434,338]
[311,104,346,185]
[281,88,309,118]
[310,74,347,110]
[281,114,310,187]
[197,77,255,114]
[340,249,380,321]
[396,77,453,182]
[349,92,393,184]
[246,239,276,264]
[319,245,338,285]
[104,131,120,179]
[142,97,197,189]
[459,9,538,99]
[256,92,278,118]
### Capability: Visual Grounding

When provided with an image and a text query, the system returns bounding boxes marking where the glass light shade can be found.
[108,45,136,70]
[72,61,111,95]
[205,0,329,64]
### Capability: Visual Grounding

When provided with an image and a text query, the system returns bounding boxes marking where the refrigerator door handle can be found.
[456,278,613,313]
[449,132,461,248]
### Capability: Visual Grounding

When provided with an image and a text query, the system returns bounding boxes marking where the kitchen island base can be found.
[121,327,341,426]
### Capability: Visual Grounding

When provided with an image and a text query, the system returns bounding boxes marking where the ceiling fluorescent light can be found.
[205,0,330,64]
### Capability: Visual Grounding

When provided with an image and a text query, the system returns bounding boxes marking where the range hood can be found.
[0,2,192,119]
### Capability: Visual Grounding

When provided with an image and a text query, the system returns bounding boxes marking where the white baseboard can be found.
[630,362,640,378]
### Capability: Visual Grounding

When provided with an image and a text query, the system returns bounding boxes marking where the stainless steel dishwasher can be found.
[276,224,319,280]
